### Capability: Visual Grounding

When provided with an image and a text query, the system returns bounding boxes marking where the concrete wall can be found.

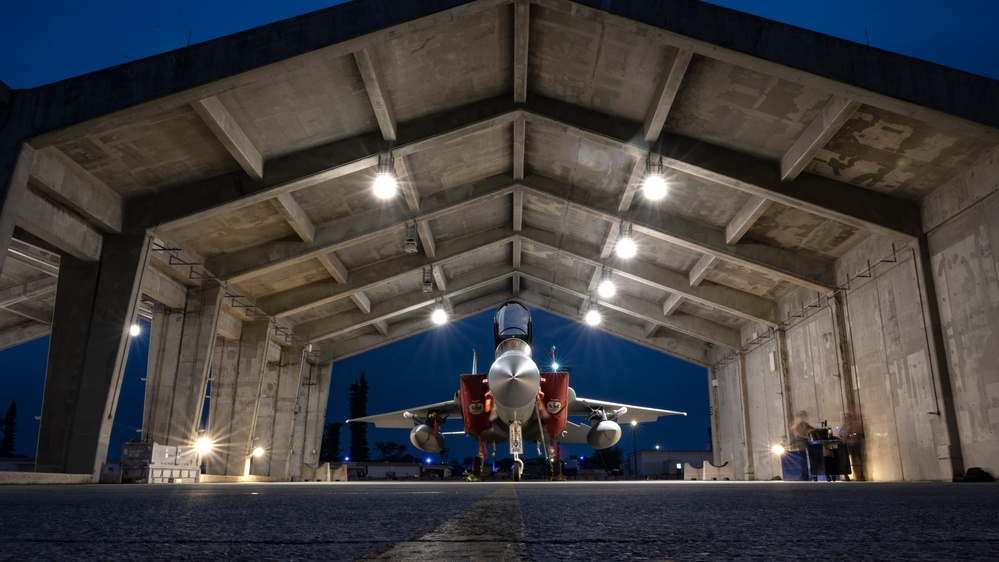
[711,360,750,479]
[925,152,999,474]
[742,337,785,480]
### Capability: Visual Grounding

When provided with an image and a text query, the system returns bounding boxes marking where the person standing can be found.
[790,410,814,480]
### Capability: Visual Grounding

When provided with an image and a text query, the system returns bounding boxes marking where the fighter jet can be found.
[347,301,686,481]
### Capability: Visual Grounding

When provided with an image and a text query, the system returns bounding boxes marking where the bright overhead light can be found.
[431,304,448,325]
[129,324,141,337]
[597,267,616,298]
[252,447,265,458]
[616,223,636,259]
[584,303,601,326]
[642,153,667,200]
[642,173,667,200]
[771,444,786,456]
[194,437,214,455]
[373,153,397,199]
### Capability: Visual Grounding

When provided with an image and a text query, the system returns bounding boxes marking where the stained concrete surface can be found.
[1,481,997,561]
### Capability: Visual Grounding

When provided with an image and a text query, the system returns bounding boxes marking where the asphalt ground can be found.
[1,480,997,561]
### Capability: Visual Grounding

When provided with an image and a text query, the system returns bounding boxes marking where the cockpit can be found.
[493,301,532,348]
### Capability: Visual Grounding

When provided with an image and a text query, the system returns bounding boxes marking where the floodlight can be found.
[597,267,616,298]
[129,324,141,337]
[373,153,397,199]
[431,302,448,325]
[194,437,214,455]
[642,153,667,200]
[585,302,601,326]
[252,447,265,458]
[616,223,636,259]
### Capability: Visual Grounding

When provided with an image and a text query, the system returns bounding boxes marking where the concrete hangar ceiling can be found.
[1,0,996,369]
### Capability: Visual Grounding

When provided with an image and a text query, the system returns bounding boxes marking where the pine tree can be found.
[348,372,370,461]
[0,400,16,456]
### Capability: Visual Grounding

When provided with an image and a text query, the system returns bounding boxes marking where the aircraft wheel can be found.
[513,459,524,482]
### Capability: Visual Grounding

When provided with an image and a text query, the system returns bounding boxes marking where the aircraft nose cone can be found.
[488,352,541,409]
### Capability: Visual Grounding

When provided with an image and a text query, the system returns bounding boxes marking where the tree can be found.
[348,372,370,461]
[0,400,16,456]
[320,422,343,462]
[373,441,409,461]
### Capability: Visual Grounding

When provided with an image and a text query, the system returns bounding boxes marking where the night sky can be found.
[1,0,996,463]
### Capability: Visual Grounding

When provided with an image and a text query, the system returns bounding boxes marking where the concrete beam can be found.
[140,265,188,310]
[205,174,515,282]
[521,96,922,240]
[599,217,622,260]
[689,255,717,287]
[518,263,739,348]
[416,219,436,259]
[271,193,315,243]
[644,49,693,142]
[259,228,516,317]
[300,263,514,342]
[513,117,526,181]
[354,49,398,141]
[781,95,860,181]
[217,309,243,341]
[521,176,835,292]
[517,290,710,367]
[617,154,645,213]
[192,96,264,179]
[0,277,57,308]
[523,226,778,326]
[0,322,50,351]
[372,320,389,336]
[4,301,52,324]
[662,293,684,316]
[512,187,524,232]
[644,322,659,338]
[16,188,102,262]
[512,238,522,269]
[30,147,124,234]
[317,252,349,284]
[7,238,60,277]
[326,292,516,360]
[513,0,530,103]
[512,273,521,296]
[394,155,421,213]
[351,291,372,314]
[726,195,773,245]
[0,145,34,277]
[152,96,518,230]
[432,264,448,292]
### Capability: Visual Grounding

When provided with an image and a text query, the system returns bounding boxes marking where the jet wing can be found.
[568,397,686,424]
[558,420,592,444]
[346,400,460,429]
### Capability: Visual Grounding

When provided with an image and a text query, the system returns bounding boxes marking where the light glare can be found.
[252,447,265,457]
[431,307,448,325]
[552,362,560,372]
[129,324,141,337]
[597,278,616,298]
[771,444,786,456]
[194,437,214,455]
[616,237,637,259]
[643,174,668,200]
[373,172,398,199]
[585,309,601,326]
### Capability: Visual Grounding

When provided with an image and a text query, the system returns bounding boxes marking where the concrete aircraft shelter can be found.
[0,0,997,482]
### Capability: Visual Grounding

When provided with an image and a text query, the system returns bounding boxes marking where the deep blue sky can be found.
[1,0,997,463]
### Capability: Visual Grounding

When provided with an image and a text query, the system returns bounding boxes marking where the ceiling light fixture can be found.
[422,267,434,293]
[373,152,398,199]
[431,300,449,325]
[404,222,419,254]
[642,152,667,200]
[616,223,637,259]
[597,266,616,298]
[585,301,601,326]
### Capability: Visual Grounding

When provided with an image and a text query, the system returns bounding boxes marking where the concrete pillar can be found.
[736,352,755,481]
[36,232,152,478]
[251,344,305,478]
[205,320,274,476]
[289,359,332,481]
[142,281,225,448]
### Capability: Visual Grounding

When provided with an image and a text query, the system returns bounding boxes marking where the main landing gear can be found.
[511,420,524,482]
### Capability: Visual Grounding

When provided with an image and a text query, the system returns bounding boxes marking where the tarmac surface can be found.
[1,480,997,561]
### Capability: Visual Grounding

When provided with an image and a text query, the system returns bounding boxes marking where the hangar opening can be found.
[1,0,998,483]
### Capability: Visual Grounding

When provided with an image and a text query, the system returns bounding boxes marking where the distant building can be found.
[628,450,715,479]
